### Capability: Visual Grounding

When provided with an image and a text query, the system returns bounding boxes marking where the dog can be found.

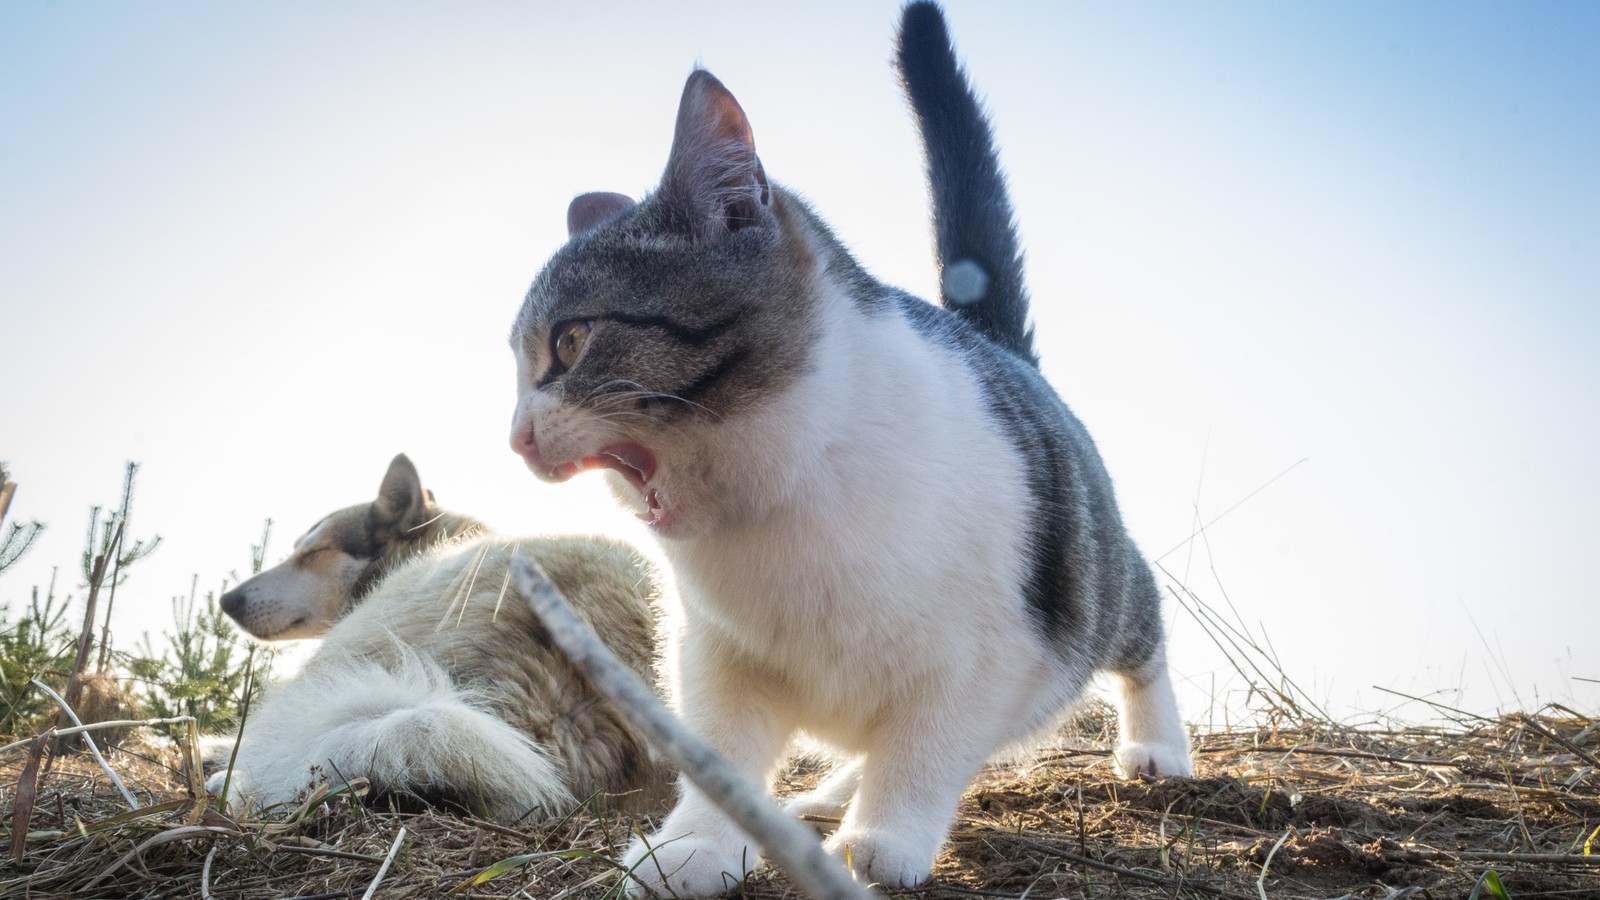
[210,454,673,820]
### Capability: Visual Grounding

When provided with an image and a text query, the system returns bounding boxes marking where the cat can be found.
[507,2,1192,892]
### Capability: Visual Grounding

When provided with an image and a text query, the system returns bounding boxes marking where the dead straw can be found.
[29,677,136,809]
[3,708,1597,898]
[0,715,199,755]
[359,826,406,900]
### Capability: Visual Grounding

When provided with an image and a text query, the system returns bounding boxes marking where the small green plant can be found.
[1468,869,1514,899]
[0,573,76,736]
[1,463,274,743]
[125,578,274,739]
[48,462,160,750]
[0,461,47,577]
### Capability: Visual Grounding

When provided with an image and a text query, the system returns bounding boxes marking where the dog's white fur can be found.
[211,457,671,820]
[213,632,571,816]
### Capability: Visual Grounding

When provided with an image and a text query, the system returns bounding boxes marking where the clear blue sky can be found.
[2,1,1596,723]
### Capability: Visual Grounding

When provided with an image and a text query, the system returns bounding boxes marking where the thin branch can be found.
[1380,845,1600,868]
[360,826,407,900]
[1156,458,1308,564]
[276,844,389,865]
[982,832,1256,900]
[1371,686,1493,724]
[0,716,197,755]
[1517,713,1600,770]
[30,678,138,809]
[510,555,875,900]
[201,844,218,900]
[95,499,132,673]
[1203,744,1478,771]
[58,518,123,738]
[0,467,15,530]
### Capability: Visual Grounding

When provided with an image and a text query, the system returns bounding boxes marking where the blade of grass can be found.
[1467,869,1513,900]
[82,824,239,890]
[448,847,625,893]
[1256,828,1291,900]
[9,731,49,861]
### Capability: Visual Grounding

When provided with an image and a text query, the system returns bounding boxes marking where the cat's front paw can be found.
[622,832,755,898]
[1114,741,1194,779]
[824,826,934,889]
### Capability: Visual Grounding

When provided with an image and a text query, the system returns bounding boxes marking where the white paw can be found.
[824,827,933,889]
[1114,741,1194,779]
[622,833,755,897]
[197,734,239,772]
[206,767,245,798]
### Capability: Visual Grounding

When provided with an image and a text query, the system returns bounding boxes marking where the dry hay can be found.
[3,709,1598,899]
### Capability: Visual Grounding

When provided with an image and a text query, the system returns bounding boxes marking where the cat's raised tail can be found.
[897,1,1037,366]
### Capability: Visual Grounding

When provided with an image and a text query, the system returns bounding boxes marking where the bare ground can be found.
[4,707,1597,899]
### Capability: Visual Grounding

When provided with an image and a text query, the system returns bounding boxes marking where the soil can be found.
[3,710,1596,898]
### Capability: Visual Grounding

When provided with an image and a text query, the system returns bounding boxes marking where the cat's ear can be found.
[660,69,772,244]
[568,191,636,236]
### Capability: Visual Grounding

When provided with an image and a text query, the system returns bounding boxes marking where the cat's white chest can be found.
[658,306,1049,738]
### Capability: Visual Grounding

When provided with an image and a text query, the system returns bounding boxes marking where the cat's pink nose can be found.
[510,424,547,471]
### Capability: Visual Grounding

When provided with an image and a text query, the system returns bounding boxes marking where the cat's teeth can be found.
[636,487,663,524]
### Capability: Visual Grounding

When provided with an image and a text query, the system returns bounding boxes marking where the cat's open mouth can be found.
[547,442,664,525]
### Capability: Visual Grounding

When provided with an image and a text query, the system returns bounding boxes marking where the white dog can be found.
[211,454,672,820]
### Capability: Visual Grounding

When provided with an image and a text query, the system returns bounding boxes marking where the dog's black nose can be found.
[219,588,246,620]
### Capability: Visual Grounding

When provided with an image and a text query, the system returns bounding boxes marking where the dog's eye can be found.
[552,320,593,372]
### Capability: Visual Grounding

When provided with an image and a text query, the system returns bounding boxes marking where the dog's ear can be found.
[373,454,429,531]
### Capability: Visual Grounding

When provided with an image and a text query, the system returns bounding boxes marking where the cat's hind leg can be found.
[784,756,862,823]
[1108,646,1193,778]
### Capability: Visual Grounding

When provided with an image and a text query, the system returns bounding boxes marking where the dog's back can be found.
[332,534,670,808]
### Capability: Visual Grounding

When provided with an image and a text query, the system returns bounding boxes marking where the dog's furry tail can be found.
[897,1,1037,366]
[211,651,574,820]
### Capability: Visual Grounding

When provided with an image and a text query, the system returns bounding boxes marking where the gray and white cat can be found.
[509,2,1192,893]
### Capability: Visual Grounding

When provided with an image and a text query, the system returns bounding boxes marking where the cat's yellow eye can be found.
[552,320,592,371]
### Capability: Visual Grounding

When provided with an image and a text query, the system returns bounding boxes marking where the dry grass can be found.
[3,705,1597,899]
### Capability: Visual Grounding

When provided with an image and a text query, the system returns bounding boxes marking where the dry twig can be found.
[511,555,875,900]
[29,677,137,809]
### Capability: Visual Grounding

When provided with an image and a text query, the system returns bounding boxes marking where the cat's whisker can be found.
[586,388,724,422]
